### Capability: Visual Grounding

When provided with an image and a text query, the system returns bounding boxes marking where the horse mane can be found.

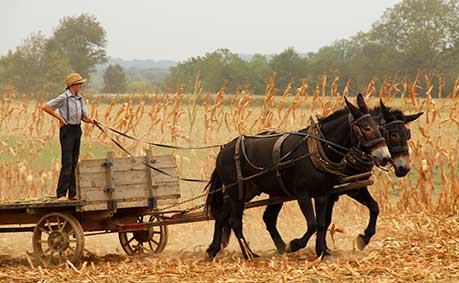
[318,108,349,124]
[317,105,405,124]
[370,107,405,121]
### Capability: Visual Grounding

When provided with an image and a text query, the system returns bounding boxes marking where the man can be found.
[42,73,95,200]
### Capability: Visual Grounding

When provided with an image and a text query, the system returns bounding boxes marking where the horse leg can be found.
[220,219,231,249]
[263,202,286,254]
[314,195,330,257]
[230,198,259,260]
[286,194,316,253]
[316,195,337,254]
[206,200,231,259]
[347,188,379,250]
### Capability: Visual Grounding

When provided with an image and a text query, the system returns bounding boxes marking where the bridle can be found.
[348,113,386,149]
[380,120,410,155]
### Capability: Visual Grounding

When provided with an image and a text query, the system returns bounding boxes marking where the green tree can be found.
[269,48,307,92]
[370,0,459,75]
[53,14,108,79]
[0,33,73,96]
[247,54,272,94]
[42,39,72,95]
[102,64,128,93]
[165,49,249,93]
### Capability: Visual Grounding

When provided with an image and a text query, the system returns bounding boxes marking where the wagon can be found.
[0,150,372,267]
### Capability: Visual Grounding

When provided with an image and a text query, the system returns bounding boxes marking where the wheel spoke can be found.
[67,246,75,254]
[39,227,51,235]
[133,245,143,253]
[59,220,68,232]
[150,239,160,246]
[127,236,136,244]
[45,219,53,231]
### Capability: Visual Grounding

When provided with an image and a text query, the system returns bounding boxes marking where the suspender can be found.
[66,94,84,123]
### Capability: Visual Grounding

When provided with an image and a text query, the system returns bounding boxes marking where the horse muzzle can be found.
[392,155,411,177]
[370,144,391,166]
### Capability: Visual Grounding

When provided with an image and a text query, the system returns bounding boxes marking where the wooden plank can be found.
[80,184,180,201]
[332,180,373,193]
[0,200,82,210]
[78,168,178,188]
[78,155,177,174]
[79,198,177,211]
[80,181,179,194]
[341,172,372,183]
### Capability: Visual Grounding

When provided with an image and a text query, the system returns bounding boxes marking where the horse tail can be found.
[205,169,224,218]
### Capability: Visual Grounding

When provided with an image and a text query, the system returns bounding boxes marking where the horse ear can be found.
[344,96,360,117]
[404,112,423,124]
[356,93,369,114]
[380,99,392,121]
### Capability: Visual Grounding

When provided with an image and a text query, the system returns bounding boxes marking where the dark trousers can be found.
[56,125,82,198]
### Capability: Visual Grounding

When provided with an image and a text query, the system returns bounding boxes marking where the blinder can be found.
[349,114,386,149]
[380,120,410,154]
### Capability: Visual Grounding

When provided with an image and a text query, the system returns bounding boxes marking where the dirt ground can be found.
[0,200,458,283]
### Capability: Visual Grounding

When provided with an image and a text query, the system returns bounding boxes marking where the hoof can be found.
[356,235,367,251]
[277,246,286,255]
[205,253,215,261]
[206,248,218,261]
[286,239,303,253]
[316,248,331,257]
[243,251,260,260]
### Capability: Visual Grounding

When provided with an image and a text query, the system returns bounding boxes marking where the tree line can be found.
[1,0,458,96]
[0,14,111,97]
[164,0,459,94]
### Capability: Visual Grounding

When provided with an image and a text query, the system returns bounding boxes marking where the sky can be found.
[0,0,400,62]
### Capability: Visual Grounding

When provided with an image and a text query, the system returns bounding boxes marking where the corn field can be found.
[1,76,459,282]
[1,75,458,212]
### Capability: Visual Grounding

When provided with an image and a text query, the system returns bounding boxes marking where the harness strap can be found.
[272,134,294,198]
[240,136,264,170]
[234,136,244,200]
[380,120,409,154]
[307,124,347,177]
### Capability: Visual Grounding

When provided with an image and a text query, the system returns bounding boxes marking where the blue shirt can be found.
[47,90,88,125]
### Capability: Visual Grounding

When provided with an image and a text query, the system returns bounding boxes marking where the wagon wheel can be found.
[119,215,168,255]
[32,212,85,267]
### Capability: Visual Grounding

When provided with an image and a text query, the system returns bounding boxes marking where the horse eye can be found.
[391,132,399,139]
[364,126,372,132]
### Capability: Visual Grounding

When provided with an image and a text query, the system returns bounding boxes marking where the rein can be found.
[94,122,209,183]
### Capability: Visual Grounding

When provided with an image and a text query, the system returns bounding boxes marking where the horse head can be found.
[345,93,391,166]
[379,99,423,177]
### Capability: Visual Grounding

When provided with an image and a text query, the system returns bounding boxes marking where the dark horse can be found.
[256,99,423,256]
[217,99,423,256]
[205,94,391,259]
[319,100,423,252]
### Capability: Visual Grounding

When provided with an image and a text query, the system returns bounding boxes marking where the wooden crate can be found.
[76,150,180,212]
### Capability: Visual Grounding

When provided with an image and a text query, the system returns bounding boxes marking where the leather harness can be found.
[232,114,385,199]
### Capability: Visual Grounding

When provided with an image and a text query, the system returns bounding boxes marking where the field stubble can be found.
[0,76,459,282]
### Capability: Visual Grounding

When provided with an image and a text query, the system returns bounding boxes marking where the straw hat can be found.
[65,73,87,88]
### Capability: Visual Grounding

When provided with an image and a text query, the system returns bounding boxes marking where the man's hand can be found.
[59,117,68,127]
[82,116,96,124]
